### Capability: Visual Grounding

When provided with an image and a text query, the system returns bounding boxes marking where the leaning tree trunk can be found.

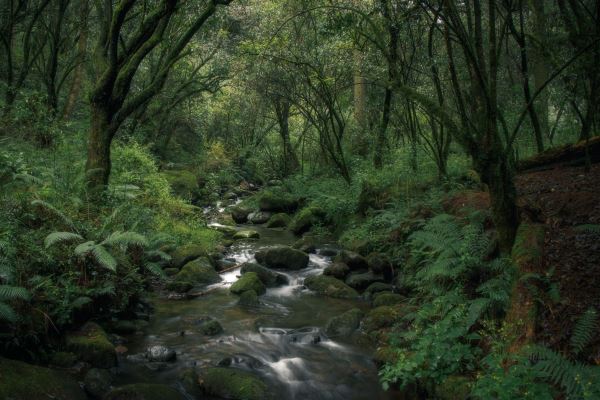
[85,104,113,192]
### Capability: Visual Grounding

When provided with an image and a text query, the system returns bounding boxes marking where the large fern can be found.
[44,231,84,248]
[570,308,598,356]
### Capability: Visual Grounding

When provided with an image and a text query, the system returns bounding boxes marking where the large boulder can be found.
[258,191,299,213]
[361,305,405,333]
[254,246,309,270]
[230,272,266,295]
[334,250,369,271]
[323,262,350,279]
[170,244,206,269]
[209,224,237,238]
[290,206,327,235]
[198,367,270,400]
[248,211,272,224]
[172,258,221,287]
[304,275,359,299]
[238,290,260,307]
[104,384,185,400]
[233,230,260,240]
[84,368,113,399]
[0,357,87,400]
[325,308,364,338]
[231,206,253,223]
[373,292,405,307]
[266,213,292,228]
[366,252,394,277]
[240,262,288,287]
[66,322,116,368]
[292,236,317,254]
[345,272,385,291]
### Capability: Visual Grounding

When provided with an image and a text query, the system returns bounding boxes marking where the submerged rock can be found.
[240,262,288,287]
[238,289,260,306]
[254,246,309,270]
[303,275,359,299]
[0,357,87,400]
[230,272,266,295]
[196,317,224,336]
[198,367,270,400]
[146,345,176,362]
[66,322,116,368]
[325,308,364,338]
[104,383,184,400]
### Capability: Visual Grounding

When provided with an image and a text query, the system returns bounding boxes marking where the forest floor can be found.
[516,163,600,358]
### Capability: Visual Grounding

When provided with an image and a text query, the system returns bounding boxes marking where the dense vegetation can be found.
[1,0,599,399]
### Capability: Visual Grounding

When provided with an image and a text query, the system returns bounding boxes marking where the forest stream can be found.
[113,200,395,400]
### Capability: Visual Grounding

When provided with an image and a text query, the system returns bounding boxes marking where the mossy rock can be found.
[104,383,185,400]
[173,258,221,286]
[230,272,266,295]
[164,268,179,277]
[373,293,405,307]
[162,169,199,200]
[210,224,238,238]
[248,211,272,224]
[258,191,298,213]
[254,246,309,270]
[325,308,364,338]
[345,272,385,291]
[292,236,317,253]
[290,206,327,235]
[109,320,139,334]
[435,376,472,400]
[199,319,224,336]
[366,252,393,275]
[199,367,270,400]
[240,262,288,287]
[231,206,253,223]
[84,368,113,399]
[361,305,405,333]
[66,322,116,368]
[171,244,206,268]
[48,351,78,368]
[166,280,193,293]
[334,250,369,271]
[0,357,87,400]
[266,213,292,228]
[323,262,350,279]
[364,282,393,297]
[233,230,260,240]
[304,275,359,299]
[238,290,260,307]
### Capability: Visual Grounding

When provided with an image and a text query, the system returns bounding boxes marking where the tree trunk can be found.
[85,105,113,192]
[353,49,368,157]
[529,0,550,141]
[62,0,88,120]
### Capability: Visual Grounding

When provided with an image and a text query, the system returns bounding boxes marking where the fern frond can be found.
[0,301,17,322]
[101,231,148,248]
[30,199,74,227]
[145,262,166,279]
[90,245,117,272]
[570,308,598,356]
[0,285,30,301]
[44,232,84,248]
[70,296,92,309]
[74,241,96,256]
[146,250,172,262]
[573,224,600,234]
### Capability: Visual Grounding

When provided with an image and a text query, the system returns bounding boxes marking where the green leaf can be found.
[91,245,117,272]
[0,285,30,301]
[44,232,84,248]
[0,302,17,322]
[74,241,96,256]
[101,231,148,248]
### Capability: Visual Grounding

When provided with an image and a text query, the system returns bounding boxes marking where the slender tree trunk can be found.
[529,0,550,141]
[62,0,88,120]
[85,104,113,191]
[353,49,368,157]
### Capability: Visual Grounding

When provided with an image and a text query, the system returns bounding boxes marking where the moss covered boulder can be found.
[254,246,309,270]
[84,368,113,399]
[290,206,327,234]
[325,308,364,338]
[345,272,385,291]
[335,250,369,271]
[266,213,292,228]
[323,262,350,279]
[361,305,405,333]
[104,384,185,400]
[172,258,221,287]
[199,367,270,400]
[231,206,253,223]
[230,272,266,295]
[66,322,116,368]
[373,293,405,307]
[304,275,359,299]
[292,236,317,253]
[238,290,260,307]
[171,244,206,269]
[240,262,288,287]
[233,230,260,240]
[162,169,199,200]
[258,191,298,213]
[198,319,224,336]
[0,357,87,400]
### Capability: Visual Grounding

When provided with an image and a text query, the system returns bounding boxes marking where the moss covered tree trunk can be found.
[85,105,113,191]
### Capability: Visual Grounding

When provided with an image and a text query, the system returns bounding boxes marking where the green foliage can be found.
[570,308,598,355]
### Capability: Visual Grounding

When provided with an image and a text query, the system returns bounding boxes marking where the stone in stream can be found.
[65,322,117,368]
[266,212,292,228]
[345,271,385,291]
[290,206,327,234]
[303,275,359,299]
[323,262,350,279]
[209,223,238,237]
[292,235,317,253]
[233,230,260,240]
[230,206,253,223]
[325,308,364,338]
[373,292,406,307]
[146,345,176,362]
[363,282,393,300]
[195,316,224,336]
[334,250,369,271]
[238,289,260,306]
[104,383,185,400]
[254,246,309,270]
[258,191,299,213]
[170,244,206,269]
[361,305,407,333]
[198,367,271,400]
[170,257,221,290]
[0,357,87,400]
[230,272,266,295]
[84,368,113,399]
[366,252,393,275]
[240,262,288,287]
[248,211,272,224]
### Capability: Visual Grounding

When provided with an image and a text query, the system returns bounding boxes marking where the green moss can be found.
[66,322,116,368]
[512,223,545,266]
[254,246,309,270]
[290,206,327,234]
[173,258,221,286]
[230,272,266,295]
[199,319,223,336]
[362,305,405,333]
[48,351,78,368]
[199,367,270,400]
[171,244,207,268]
[0,357,86,400]
[325,308,364,337]
[233,230,260,240]
[304,275,359,299]
[162,169,199,199]
[372,293,405,307]
[166,280,193,293]
[104,383,185,400]
[238,290,260,307]
[240,262,287,287]
[258,191,298,212]
[266,213,292,228]
[436,375,472,400]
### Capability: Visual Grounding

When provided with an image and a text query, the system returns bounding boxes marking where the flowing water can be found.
[115,207,396,400]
